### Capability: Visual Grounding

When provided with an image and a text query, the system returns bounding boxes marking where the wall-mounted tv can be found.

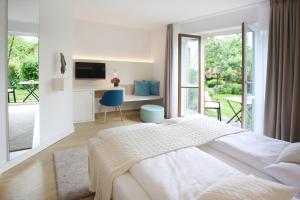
[75,62,106,79]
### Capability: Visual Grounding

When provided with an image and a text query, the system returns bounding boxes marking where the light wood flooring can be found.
[0,111,141,200]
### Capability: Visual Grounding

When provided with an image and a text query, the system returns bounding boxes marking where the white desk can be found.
[73,87,163,123]
[124,95,162,102]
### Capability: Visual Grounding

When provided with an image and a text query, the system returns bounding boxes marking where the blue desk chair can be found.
[99,90,124,122]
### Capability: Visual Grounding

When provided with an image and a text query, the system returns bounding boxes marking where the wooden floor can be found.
[0,111,141,200]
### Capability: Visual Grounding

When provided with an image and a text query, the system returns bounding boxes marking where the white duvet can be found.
[207,132,290,172]
[129,147,241,200]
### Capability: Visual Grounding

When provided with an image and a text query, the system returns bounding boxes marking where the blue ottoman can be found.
[140,104,164,123]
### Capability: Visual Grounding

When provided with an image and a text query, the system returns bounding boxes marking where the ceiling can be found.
[8,0,265,29]
[72,0,264,29]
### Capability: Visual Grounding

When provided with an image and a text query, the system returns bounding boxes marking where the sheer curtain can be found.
[253,1,270,135]
[164,23,181,118]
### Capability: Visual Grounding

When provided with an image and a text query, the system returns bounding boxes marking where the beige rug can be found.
[53,147,94,200]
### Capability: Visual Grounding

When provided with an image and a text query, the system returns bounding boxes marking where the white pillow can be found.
[264,162,300,190]
[198,175,297,200]
[277,143,300,164]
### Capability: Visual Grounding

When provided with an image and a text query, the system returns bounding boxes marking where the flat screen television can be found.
[75,62,106,79]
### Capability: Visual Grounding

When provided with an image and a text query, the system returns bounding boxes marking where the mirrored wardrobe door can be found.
[0,0,9,165]
[7,0,40,160]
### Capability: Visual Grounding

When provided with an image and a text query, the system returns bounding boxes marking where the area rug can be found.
[9,109,35,152]
[53,147,94,200]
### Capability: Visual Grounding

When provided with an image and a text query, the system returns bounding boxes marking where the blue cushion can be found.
[134,80,150,96]
[148,81,160,96]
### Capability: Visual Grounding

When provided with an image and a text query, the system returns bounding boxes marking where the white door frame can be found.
[0,0,9,166]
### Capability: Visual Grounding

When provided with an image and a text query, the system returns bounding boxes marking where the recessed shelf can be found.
[72,57,154,64]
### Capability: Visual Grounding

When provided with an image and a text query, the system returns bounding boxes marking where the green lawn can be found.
[205,93,241,121]
[8,88,39,103]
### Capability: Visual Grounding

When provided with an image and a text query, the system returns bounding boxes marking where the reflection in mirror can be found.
[8,0,39,160]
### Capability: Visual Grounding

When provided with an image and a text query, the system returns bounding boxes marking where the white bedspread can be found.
[98,123,158,139]
[129,147,241,200]
[89,115,243,200]
[207,132,290,171]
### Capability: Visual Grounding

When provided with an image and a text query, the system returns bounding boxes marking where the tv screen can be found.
[75,62,106,79]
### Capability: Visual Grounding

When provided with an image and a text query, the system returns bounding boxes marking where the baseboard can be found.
[0,126,74,175]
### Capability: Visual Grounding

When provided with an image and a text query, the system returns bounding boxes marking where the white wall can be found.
[0,0,9,166]
[73,20,152,62]
[39,0,74,144]
[151,27,167,96]
[73,20,167,96]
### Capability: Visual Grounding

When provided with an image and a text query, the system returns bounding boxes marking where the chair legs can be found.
[217,108,222,121]
[13,89,16,103]
[118,106,124,121]
[115,107,118,118]
[103,107,107,122]
[102,106,123,122]
[8,89,16,103]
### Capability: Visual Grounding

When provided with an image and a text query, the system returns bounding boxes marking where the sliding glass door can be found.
[178,34,202,116]
[242,23,256,130]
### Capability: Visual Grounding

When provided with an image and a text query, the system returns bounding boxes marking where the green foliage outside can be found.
[8,35,39,88]
[20,58,39,81]
[8,63,19,88]
[204,34,244,121]
[204,34,243,95]
[7,35,39,103]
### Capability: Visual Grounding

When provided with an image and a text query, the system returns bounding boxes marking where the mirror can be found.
[7,0,39,160]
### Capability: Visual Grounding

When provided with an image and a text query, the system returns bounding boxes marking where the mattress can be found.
[207,132,290,172]
[112,145,287,200]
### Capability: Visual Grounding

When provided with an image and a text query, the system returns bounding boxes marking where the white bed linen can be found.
[199,145,278,181]
[113,173,150,200]
[112,145,299,200]
[207,132,290,172]
[129,147,242,200]
[98,123,158,139]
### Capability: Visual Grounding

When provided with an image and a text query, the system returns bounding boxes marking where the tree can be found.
[7,35,39,85]
[204,34,242,84]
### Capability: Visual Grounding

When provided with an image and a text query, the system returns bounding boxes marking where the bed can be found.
[207,131,290,172]
[89,115,299,200]
[111,146,277,200]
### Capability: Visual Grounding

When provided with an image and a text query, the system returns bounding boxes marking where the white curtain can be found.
[253,1,270,134]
